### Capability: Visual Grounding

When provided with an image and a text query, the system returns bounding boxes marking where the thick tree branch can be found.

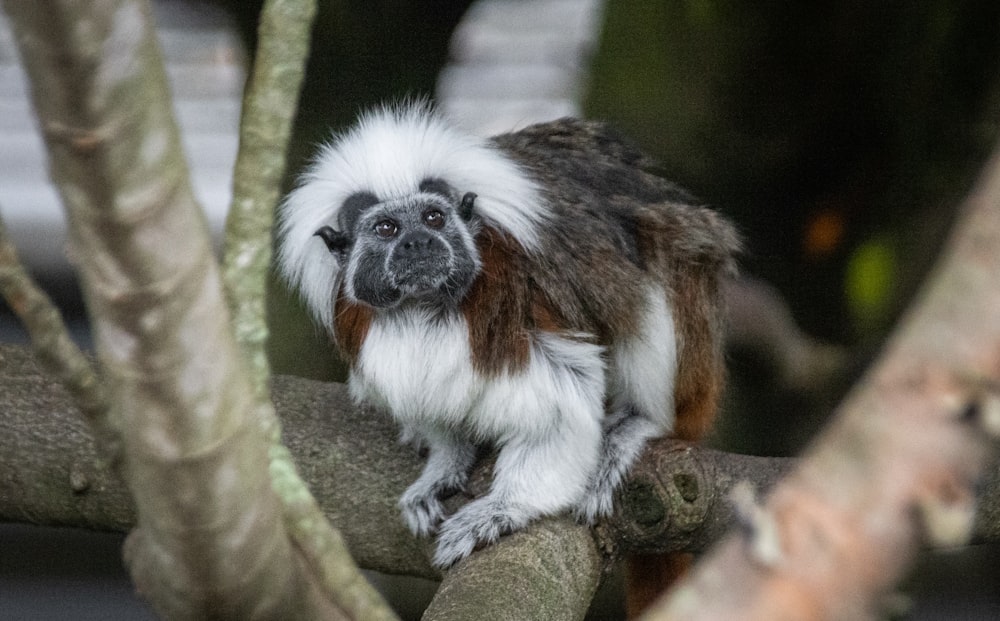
[423,519,601,621]
[0,344,132,532]
[0,343,752,569]
[4,342,1000,576]
[1,1,367,618]
[602,439,793,558]
[643,147,1000,620]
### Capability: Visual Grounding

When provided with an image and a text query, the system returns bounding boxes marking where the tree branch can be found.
[216,1,396,617]
[643,146,1000,620]
[724,277,849,396]
[222,0,316,396]
[0,213,111,441]
[3,342,1000,575]
[423,519,601,621]
[1,1,367,618]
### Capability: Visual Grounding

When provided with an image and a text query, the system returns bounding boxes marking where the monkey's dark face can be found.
[315,181,481,309]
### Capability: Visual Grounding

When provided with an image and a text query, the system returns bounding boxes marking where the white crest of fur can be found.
[277,103,548,329]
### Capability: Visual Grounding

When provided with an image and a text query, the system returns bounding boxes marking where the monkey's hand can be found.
[399,436,477,537]
[399,472,467,537]
[432,498,525,567]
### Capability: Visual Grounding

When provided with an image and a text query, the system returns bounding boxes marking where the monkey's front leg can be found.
[399,433,478,537]
[432,420,601,567]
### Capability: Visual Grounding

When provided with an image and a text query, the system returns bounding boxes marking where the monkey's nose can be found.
[395,231,441,259]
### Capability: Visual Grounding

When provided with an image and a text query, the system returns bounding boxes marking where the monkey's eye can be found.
[373,219,399,238]
[422,209,445,229]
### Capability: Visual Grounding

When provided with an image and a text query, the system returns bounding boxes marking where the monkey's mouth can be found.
[392,259,453,295]
[351,259,464,309]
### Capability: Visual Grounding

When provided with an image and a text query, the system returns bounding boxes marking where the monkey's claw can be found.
[432,499,522,568]
[399,488,446,537]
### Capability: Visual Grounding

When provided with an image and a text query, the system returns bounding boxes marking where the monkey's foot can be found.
[575,411,657,523]
[573,482,616,525]
[574,459,625,524]
[432,499,523,567]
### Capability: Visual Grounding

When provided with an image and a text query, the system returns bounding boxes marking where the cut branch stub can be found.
[607,441,794,558]
[615,443,712,554]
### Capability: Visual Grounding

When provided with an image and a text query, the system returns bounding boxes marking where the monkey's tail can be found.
[624,552,694,617]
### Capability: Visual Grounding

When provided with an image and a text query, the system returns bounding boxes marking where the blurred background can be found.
[1,0,999,618]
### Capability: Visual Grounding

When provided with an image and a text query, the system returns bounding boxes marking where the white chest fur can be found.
[350,309,607,442]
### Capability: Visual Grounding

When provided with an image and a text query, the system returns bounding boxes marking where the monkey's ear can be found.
[314,226,351,255]
[459,192,477,221]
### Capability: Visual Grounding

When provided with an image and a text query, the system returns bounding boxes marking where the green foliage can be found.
[845,237,898,337]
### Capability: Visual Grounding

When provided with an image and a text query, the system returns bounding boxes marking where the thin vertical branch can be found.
[221,0,316,400]
[0,212,111,440]
[219,1,400,617]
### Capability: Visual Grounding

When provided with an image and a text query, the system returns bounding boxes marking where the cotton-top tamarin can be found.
[278,103,739,569]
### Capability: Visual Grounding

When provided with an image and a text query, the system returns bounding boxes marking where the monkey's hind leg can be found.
[575,409,663,522]
[577,284,677,522]
[399,432,477,537]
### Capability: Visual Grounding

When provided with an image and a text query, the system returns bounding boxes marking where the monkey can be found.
[277,102,740,574]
